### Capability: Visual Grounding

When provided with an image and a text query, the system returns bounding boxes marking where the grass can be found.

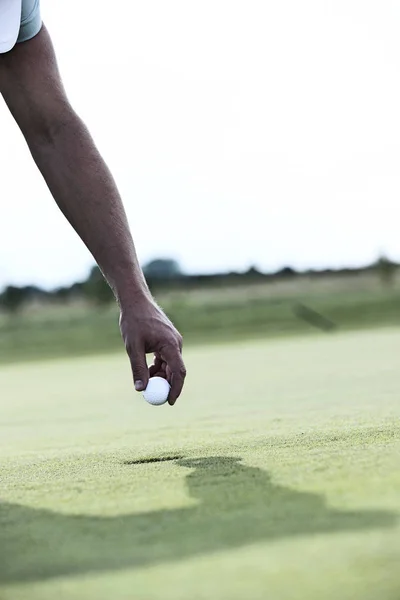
[2,276,400,364]
[0,329,399,599]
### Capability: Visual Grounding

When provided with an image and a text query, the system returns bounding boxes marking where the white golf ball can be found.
[143,376,170,406]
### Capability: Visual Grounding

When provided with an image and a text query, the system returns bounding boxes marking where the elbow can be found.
[22,101,81,150]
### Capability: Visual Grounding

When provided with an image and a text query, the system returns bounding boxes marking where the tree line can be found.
[0,255,398,314]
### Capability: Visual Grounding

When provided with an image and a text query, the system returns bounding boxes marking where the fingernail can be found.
[135,380,144,391]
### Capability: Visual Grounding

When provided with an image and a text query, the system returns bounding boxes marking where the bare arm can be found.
[0,26,186,403]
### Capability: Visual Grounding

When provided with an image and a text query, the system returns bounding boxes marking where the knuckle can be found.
[129,356,140,370]
[132,370,144,380]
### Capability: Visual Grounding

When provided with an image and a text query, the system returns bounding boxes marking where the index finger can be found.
[160,344,186,405]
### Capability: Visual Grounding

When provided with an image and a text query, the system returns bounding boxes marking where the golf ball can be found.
[143,376,170,406]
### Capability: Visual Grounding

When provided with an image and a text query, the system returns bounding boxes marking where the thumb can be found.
[129,347,149,392]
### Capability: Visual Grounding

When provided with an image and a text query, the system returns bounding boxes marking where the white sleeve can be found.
[17,0,42,43]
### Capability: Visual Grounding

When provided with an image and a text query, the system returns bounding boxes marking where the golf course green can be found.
[1,328,399,600]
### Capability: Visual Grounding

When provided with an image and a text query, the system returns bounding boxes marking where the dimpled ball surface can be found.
[143,376,170,405]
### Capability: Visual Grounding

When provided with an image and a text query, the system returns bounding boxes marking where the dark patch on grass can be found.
[0,455,396,584]
[292,302,337,331]
[123,455,184,465]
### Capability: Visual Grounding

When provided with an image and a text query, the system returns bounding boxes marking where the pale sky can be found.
[1,0,400,289]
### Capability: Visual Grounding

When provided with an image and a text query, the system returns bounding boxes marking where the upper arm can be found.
[0,24,73,141]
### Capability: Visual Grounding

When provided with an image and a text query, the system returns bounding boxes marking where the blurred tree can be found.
[69,282,84,297]
[0,286,27,314]
[83,266,114,307]
[54,286,71,302]
[143,258,182,280]
[375,254,397,289]
[275,266,297,278]
[245,266,265,281]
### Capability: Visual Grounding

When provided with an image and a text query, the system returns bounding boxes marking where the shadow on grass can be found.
[0,456,396,583]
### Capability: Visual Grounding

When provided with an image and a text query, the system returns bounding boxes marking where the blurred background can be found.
[1,0,400,362]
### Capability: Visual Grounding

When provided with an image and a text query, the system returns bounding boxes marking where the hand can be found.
[119,298,186,405]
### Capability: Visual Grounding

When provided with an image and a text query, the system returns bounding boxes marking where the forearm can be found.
[27,111,149,306]
[0,24,186,401]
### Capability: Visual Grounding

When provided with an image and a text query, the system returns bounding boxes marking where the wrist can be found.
[97,256,152,307]
[116,278,153,310]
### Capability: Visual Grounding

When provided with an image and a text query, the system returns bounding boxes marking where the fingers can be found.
[149,355,163,378]
[159,345,187,405]
[128,346,150,392]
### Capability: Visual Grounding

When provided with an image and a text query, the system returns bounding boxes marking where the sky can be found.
[1,0,400,289]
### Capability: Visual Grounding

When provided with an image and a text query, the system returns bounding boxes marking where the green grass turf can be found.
[2,282,400,365]
[0,329,399,599]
